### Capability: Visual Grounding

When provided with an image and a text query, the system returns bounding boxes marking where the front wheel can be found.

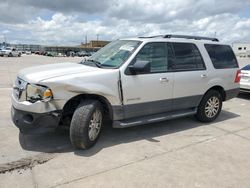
[70,100,103,149]
[196,90,222,122]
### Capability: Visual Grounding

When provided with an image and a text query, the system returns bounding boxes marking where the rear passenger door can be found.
[169,42,208,110]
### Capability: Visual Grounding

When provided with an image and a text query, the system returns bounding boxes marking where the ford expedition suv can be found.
[11,35,240,149]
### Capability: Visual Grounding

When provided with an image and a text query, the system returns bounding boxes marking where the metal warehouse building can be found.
[232,43,250,58]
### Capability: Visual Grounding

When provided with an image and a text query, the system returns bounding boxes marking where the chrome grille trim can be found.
[13,77,27,101]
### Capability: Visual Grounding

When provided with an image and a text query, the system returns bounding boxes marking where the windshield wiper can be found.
[86,59,102,68]
[80,59,116,68]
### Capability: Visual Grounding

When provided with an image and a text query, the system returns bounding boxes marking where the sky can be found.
[0,0,250,45]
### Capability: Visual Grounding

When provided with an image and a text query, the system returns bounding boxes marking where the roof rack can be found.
[164,34,219,42]
[138,34,219,42]
[138,35,164,38]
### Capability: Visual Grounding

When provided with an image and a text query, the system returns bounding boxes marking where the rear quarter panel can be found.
[198,43,240,92]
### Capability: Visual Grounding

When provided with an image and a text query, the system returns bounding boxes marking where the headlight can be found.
[26,84,53,103]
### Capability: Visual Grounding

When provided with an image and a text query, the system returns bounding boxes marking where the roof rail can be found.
[164,34,219,42]
[138,35,164,38]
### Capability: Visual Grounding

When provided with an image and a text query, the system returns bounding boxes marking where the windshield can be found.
[84,40,141,68]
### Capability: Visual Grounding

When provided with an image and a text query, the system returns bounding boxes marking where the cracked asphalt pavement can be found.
[0,55,250,188]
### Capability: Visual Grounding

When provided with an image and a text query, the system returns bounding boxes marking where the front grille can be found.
[13,78,27,101]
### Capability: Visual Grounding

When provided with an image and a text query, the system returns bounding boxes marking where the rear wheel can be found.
[196,90,222,122]
[70,100,103,149]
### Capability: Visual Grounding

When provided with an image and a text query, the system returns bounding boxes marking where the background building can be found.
[14,44,42,52]
[0,40,110,55]
[44,40,110,54]
[81,40,110,48]
[232,43,250,58]
[0,42,42,52]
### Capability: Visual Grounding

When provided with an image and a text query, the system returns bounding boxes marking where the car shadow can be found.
[237,92,250,100]
[19,129,74,153]
[19,110,240,156]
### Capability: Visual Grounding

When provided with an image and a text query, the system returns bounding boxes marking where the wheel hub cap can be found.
[88,109,102,141]
[205,96,220,118]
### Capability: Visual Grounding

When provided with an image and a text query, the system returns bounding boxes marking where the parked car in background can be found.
[0,47,21,57]
[41,51,47,56]
[25,50,32,55]
[66,51,76,57]
[89,51,95,56]
[47,51,58,57]
[77,51,91,57]
[240,64,250,92]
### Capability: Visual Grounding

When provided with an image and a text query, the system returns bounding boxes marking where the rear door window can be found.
[204,44,238,69]
[170,43,205,71]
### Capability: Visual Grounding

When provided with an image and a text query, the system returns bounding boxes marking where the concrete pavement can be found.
[0,55,250,188]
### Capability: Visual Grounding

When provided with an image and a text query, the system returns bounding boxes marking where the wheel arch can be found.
[204,85,226,101]
[60,93,113,126]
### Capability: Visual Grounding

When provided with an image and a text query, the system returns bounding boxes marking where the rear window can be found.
[204,44,238,69]
[242,64,250,70]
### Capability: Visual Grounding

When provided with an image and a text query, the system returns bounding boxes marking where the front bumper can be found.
[11,106,61,134]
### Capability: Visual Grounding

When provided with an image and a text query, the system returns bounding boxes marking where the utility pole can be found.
[96,34,99,47]
[85,35,87,48]
[3,34,7,46]
[4,34,6,43]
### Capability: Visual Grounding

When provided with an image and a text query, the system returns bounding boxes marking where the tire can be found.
[196,90,222,122]
[70,100,103,149]
[8,53,13,57]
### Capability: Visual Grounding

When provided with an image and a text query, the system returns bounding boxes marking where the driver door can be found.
[121,42,174,119]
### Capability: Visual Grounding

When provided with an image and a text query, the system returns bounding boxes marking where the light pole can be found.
[96,34,99,47]
[85,35,87,48]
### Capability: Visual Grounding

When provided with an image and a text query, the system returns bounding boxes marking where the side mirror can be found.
[128,60,150,75]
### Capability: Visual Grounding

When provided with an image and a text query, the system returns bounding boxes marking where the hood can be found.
[18,62,100,83]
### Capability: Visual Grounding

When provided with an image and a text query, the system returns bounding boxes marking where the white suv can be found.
[0,47,21,57]
[11,35,240,149]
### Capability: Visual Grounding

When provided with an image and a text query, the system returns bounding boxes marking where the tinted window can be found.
[205,44,238,69]
[242,64,250,70]
[170,43,205,71]
[135,42,167,73]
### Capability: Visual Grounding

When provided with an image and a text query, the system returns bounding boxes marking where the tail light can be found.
[234,70,241,83]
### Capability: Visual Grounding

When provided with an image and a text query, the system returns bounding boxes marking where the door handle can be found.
[159,77,169,82]
[201,74,207,78]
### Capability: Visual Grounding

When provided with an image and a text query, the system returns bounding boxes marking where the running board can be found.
[113,108,197,128]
